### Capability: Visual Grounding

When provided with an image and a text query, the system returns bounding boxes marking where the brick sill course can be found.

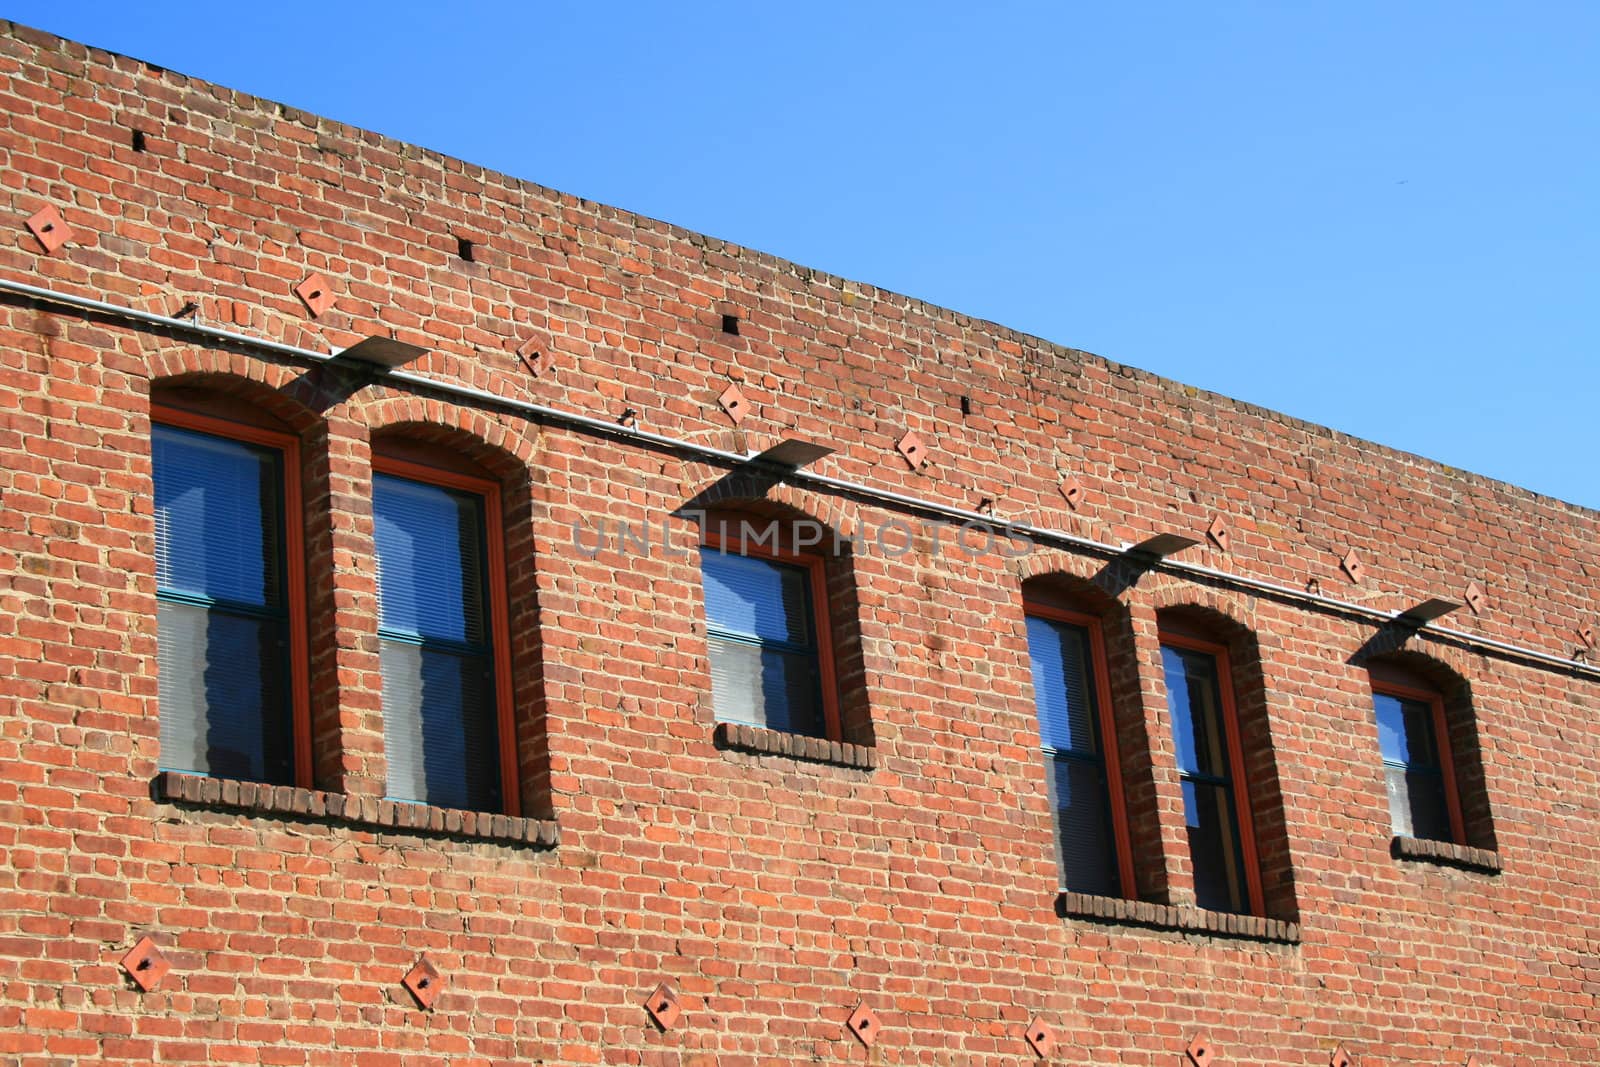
[153,771,558,849]
[1058,891,1300,944]
[714,722,876,770]
[1391,835,1502,873]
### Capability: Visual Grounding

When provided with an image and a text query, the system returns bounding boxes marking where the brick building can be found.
[1,21,1596,1066]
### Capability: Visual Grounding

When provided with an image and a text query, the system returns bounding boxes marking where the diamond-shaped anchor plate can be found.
[26,205,72,254]
[121,935,170,992]
[1340,548,1364,584]
[1059,477,1085,511]
[1330,1043,1352,1067]
[846,1001,880,1047]
[514,336,545,377]
[1186,1033,1216,1067]
[1579,624,1596,651]
[402,954,443,1010]
[1207,514,1230,552]
[644,982,681,1029]
[293,273,335,317]
[717,384,750,425]
[896,431,927,470]
[1024,1017,1055,1058]
[1463,581,1486,615]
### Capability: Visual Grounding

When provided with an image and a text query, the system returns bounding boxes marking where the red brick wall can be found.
[1,21,1597,1065]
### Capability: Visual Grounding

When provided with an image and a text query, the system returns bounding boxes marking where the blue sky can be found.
[11,2,1597,508]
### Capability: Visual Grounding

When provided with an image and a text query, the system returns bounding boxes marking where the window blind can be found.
[700,547,824,738]
[152,423,293,784]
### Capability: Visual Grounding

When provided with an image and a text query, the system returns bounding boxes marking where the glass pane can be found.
[153,423,282,607]
[1386,765,1452,841]
[157,600,292,783]
[706,634,824,737]
[1372,692,1409,765]
[1048,755,1119,897]
[1182,778,1248,914]
[1163,645,1230,778]
[700,548,813,647]
[380,639,501,812]
[1374,691,1442,769]
[1026,615,1100,756]
[374,474,487,645]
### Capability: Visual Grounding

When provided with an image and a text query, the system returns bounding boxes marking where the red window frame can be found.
[151,403,313,789]
[1023,598,1138,899]
[371,452,521,815]
[699,521,842,742]
[1369,677,1466,845]
[1158,630,1265,917]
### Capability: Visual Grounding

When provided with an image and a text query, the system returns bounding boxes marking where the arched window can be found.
[1158,611,1266,916]
[1367,660,1468,845]
[151,393,311,788]
[697,509,842,740]
[371,443,518,814]
[1022,591,1136,898]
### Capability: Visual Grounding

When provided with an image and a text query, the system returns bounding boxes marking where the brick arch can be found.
[1354,641,1476,716]
[1021,566,1123,618]
[150,368,323,436]
[1356,627,1483,684]
[1013,546,1101,583]
[677,460,857,539]
[359,394,543,479]
[1010,545,1138,601]
[1147,580,1278,653]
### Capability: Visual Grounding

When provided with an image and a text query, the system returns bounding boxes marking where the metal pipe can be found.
[4,274,1593,680]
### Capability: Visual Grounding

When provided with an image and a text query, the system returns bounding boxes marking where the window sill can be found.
[1057,891,1299,944]
[1391,835,1501,873]
[713,722,876,770]
[153,771,558,850]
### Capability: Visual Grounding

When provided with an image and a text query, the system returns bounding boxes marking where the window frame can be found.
[150,402,313,789]
[370,452,520,815]
[1158,630,1265,917]
[699,523,842,742]
[1368,677,1466,845]
[1022,599,1138,899]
